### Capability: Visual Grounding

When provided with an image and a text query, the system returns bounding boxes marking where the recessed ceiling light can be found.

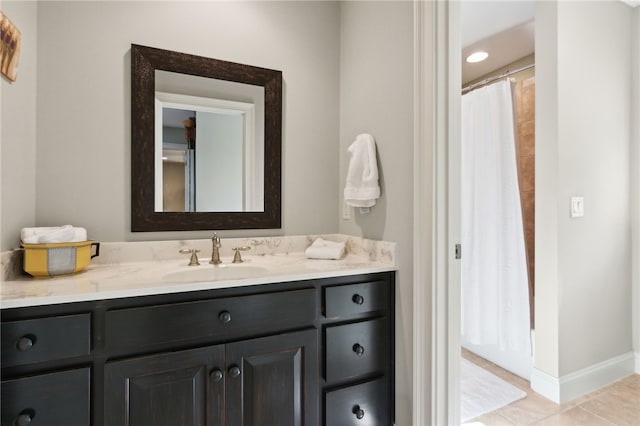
[466,51,489,63]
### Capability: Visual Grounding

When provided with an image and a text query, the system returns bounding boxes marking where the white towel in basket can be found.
[21,225,87,244]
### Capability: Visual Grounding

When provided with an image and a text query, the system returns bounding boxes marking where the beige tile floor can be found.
[462,349,640,425]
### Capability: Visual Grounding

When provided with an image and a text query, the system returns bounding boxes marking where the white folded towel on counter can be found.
[305,238,346,260]
[344,133,380,208]
[21,225,88,244]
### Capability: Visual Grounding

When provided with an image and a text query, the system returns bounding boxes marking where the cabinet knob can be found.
[352,405,365,420]
[16,336,35,352]
[210,368,224,382]
[352,294,364,305]
[352,343,365,357]
[218,311,232,324]
[228,365,241,378]
[15,410,35,425]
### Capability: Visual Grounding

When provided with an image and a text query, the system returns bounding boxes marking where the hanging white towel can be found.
[344,133,380,208]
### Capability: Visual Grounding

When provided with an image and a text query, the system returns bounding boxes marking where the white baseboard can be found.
[530,368,561,402]
[636,352,640,374]
[531,352,635,404]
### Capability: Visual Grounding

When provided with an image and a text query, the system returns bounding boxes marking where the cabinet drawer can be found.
[106,288,316,352]
[325,377,391,426]
[325,318,388,382]
[1,313,91,367]
[1,368,90,426]
[324,280,389,318]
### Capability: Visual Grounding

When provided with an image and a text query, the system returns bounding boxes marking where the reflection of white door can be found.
[196,112,244,211]
[184,149,195,212]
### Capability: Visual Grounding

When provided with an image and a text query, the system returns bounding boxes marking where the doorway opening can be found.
[459,2,535,422]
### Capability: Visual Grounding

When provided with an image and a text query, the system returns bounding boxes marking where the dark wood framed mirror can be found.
[131,44,282,231]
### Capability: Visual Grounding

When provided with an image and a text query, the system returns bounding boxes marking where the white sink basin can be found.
[163,264,268,283]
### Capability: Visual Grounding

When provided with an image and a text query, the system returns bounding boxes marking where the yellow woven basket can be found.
[21,241,100,277]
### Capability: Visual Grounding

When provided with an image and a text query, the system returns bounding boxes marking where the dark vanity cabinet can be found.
[0,271,395,426]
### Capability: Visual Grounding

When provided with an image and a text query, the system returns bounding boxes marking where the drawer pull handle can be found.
[352,294,364,305]
[218,311,232,324]
[352,343,365,356]
[228,365,241,378]
[16,335,35,352]
[210,368,224,382]
[352,405,365,420]
[15,409,35,426]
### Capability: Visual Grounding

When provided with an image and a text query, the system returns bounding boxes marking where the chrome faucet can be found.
[210,233,222,265]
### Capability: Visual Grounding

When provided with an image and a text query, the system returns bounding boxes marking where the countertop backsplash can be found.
[1,234,395,282]
[1,249,23,281]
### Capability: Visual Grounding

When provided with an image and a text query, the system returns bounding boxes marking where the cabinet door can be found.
[104,346,225,426]
[226,329,318,426]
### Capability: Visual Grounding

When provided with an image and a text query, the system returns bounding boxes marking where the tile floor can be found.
[462,349,640,425]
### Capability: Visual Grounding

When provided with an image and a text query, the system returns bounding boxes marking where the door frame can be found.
[413,1,461,425]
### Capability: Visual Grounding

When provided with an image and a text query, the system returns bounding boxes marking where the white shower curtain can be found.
[461,80,531,355]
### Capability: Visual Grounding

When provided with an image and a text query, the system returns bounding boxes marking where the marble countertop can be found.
[0,252,396,309]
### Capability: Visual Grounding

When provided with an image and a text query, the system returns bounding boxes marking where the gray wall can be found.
[556,0,632,375]
[1,1,341,248]
[338,2,414,423]
[536,0,634,377]
[1,1,38,250]
[535,0,560,376]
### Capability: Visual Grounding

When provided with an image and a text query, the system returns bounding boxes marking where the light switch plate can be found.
[343,202,351,220]
[571,196,584,218]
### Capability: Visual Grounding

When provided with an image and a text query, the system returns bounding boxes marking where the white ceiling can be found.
[460,0,639,84]
[461,1,535,84]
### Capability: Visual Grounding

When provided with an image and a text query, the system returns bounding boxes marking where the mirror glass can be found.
[155,71,265,213]
[131,44,282,231]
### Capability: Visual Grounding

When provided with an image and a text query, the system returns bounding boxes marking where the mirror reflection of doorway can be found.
[161,107,246,213]
[162,109,195,212]
[155,92,260,214]
[162,152,187,212]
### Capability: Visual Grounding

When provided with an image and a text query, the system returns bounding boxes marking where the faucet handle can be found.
[179,248,200,266]
[231,246,251,263]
